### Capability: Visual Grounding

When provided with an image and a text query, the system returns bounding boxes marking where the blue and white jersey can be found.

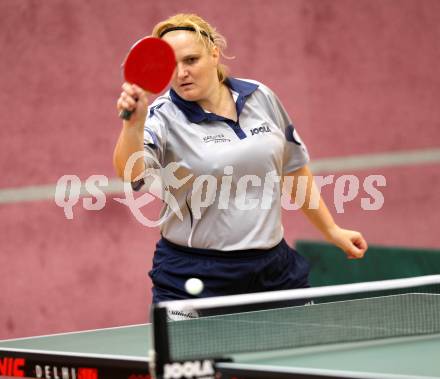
[137,78,309,251]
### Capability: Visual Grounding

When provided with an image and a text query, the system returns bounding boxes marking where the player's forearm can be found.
[300,194,339,240]
[287,165,368,258]
[113,125,145,181]
[287,165,338,240]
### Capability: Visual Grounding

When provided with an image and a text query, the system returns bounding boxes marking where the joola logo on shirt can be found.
[250,122,272,136]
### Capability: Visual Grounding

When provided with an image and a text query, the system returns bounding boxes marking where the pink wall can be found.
[1,0,439,338]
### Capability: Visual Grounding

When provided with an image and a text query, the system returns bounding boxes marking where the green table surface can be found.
[225,333,440,377]
[1,325,439,377]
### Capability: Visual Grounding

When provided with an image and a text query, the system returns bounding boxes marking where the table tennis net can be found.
[153,276,440,362]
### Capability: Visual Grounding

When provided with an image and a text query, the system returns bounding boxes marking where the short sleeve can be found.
[131,102,168,191]
[267,89,310,174]
[143,103,168,164]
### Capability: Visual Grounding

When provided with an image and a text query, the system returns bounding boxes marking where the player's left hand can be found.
[326,226,368,259]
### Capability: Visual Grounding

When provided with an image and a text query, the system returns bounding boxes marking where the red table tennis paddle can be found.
[120,37,176,120]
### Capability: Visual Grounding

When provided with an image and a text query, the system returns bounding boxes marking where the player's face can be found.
[162,31,220,102]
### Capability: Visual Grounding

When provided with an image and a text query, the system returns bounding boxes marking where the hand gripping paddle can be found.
[119,37,176,120]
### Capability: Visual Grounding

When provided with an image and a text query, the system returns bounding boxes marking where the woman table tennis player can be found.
[114,14,368,303]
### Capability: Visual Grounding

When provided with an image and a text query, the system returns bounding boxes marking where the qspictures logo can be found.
[54,151,387,226]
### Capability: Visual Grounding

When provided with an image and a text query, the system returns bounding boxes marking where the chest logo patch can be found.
[202,133,231,144]
[250,122,272,136]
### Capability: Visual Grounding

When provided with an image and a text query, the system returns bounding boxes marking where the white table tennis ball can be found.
[185,278,204,296]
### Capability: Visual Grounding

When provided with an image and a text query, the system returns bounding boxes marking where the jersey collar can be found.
[169,78,259,124]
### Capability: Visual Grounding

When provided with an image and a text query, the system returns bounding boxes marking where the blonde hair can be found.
[152,14,231,83]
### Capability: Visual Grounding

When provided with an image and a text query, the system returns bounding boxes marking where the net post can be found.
[151,305,171,379]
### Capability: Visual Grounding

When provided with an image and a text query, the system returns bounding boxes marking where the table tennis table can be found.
[0,323,439,379]
[1,276,439,379]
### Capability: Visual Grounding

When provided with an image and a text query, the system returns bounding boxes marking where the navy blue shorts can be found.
[149,238,311,304]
